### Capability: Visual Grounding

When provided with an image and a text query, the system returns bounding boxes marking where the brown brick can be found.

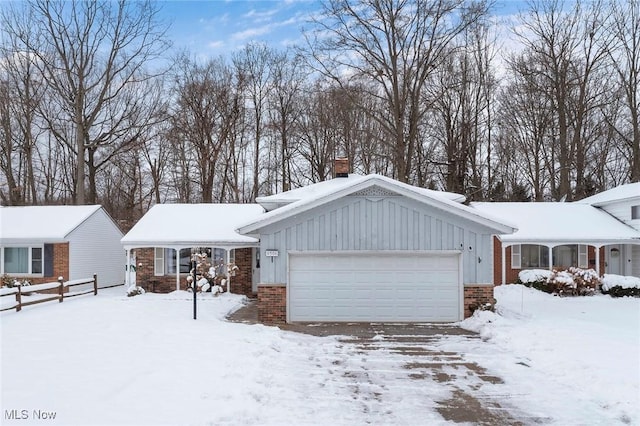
[258,285,286,324]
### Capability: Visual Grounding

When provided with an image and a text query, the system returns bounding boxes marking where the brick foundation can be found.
[229,248,253,297]
[463,285,495,318]
[258,284,286,324]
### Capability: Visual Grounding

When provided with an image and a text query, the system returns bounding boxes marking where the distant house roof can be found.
[121,204,264,249]
[0,205,104,244]
[472,202,640,246]
[578,182,640,206]
[256,174,466,211]
[240,174,516,235]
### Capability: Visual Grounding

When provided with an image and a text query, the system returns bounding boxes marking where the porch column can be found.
[176,248,180,292]
[548,245,553,271]
[226,248,232,294]
[125,249,131,290]
[595,245,600,276]
[501,244,506,285]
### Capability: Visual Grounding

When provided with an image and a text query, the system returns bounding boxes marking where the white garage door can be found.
[288,252,461,322]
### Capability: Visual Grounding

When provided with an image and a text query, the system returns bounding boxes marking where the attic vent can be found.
[350,186,399,197]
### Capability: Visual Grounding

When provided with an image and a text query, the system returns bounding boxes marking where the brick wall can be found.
[230,248,254,297]
[258,284,286,324]
[463,285,495,318]
[28,242,69,286]
[134,248,184,293]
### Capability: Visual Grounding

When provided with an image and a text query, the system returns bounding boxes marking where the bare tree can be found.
[607,0,640,182]
[306,0,489,184]
[1,0,170,204]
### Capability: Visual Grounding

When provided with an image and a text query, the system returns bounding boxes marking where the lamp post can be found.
[191,248,198,320]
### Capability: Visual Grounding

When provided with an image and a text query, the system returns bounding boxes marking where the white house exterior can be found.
[0,205,124,287]
[579,183,640,277]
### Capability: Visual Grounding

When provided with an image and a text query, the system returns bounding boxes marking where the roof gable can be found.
[578,182,640,206]
[256,174,466,211]
[0,205,103,244]
[239,175,516,235]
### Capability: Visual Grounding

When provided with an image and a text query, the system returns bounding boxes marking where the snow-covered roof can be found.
[121,204,264,249]
[0,205,103,244]
[240,174,516,235]
[472,202,640,245]
[256,174,466,211]
[578,182,640,206]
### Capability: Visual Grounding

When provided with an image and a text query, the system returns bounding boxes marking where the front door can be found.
[606,245,623,275]
[251,247,260,294]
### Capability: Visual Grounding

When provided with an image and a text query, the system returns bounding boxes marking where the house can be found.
[0,205,124,287]
[473,183,640,285]
[238,160,517,323]
[120,204,264,294]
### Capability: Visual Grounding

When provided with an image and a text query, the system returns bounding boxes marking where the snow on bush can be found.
[601,274,640,298]
[518,269,552,283]
[517,267,599,296]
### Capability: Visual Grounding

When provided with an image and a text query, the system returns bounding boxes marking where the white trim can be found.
[0,245,45,277]
[239,175,516,235]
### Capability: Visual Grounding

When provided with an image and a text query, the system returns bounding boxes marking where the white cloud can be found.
[208,40,225,49]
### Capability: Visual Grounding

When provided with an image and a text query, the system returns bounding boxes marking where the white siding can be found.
[633,245,640,278]
[67,208,124,287]
[600,200,640,231]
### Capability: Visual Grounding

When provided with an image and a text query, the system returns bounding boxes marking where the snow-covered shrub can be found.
[517,269,553,292]
[127,286,146,297]
[601,274,640,298]
[518,268,598,296]
[468,301,495,314]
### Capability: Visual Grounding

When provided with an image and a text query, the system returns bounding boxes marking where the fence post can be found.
[58,277,64,303]
[16,286,22,312]
[93,274,98,296]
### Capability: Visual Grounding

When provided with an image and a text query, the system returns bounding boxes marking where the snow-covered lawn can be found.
[1,285,639,425]
[451,284,640,425]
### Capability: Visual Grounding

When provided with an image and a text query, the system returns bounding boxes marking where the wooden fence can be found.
[0,274,98,313]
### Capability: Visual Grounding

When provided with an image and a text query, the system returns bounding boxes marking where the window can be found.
[154,248,191,276]
[2,247,44,275]
[553,245,579,268]
[512,244,550,269]
[632,205,640,220]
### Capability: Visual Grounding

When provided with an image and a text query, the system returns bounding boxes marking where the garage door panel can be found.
[289,252,461,322]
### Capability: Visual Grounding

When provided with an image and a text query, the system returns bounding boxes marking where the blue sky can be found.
[159,0,526,56]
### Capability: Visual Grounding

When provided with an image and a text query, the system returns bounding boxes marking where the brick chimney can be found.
[334,157,349,178]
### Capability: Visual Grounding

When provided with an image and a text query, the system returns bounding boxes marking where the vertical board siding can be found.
[262,194,497,285]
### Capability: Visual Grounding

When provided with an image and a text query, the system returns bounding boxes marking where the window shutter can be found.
[578,245,588,268]
[44,244,54,276]
[511,245,521,269]
[154,248,164,276]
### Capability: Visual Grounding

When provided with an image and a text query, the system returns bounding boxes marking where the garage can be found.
[288,251,461,322]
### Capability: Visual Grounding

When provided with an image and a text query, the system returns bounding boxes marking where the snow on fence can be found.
[0,274,98,313]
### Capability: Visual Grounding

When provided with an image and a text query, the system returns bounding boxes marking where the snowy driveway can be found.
[278,323,525,425]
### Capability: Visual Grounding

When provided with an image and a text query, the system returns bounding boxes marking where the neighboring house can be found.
[238,164,516,323]
[120,204,264,295]
[473,183,640,285]
[0,205,124,287]
[579,183,640,278]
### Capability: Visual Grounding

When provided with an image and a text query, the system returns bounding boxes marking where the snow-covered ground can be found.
[1,285,639,425]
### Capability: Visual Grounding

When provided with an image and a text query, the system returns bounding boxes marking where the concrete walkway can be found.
[227,300,526,425]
